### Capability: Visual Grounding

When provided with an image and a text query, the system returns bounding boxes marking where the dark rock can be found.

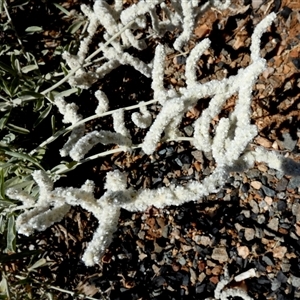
[262,185,276,197]
[271,278,281,291]
[153,276,166,287]
[280,6,292,19]
[176,55,186,64]
[195,283,206,294]
[277,271,287,283]
[257,276,271,285]
[254,260,266,272]
[292,58,300,70]
[262,255,275,266]
[247,169,261,178]
[276,177,288,192]
[288,176,300,190]
[241,183,250,193]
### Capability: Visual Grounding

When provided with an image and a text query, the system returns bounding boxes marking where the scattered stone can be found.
[276,177,288,191]
[288,176,300,190]
[292,203,300,222]
[235,223,244,232]
[181,245,193,252]
[244,228,255,241]
[237,245,250,259]
[264,196,273,206]
[190,268,197,285]
[209,276,219,285]
[262,255,275,266]
[276,192,286,200]
[259,200,269,212]
[277,271,287,283]
[191,150,203,163]
[290,231,298,240]
[241,183,250,193]
[154,242,163,253]
[198,272,206,283]
[247,169,261,178]
[251,181,262,190]
[271,278,281,291]
[183,125,194,136]
[193,235,211,246]
[261,185,275,197]
[241,210,251,218]
[250,200,259,214]
[152,264,160,275]
[267,218,279,231]
[257,214,266,224]
[178,257,186,266]
[294,224,300,236]
[256,136,273,148]
[280,259,291,272]
[211,265,222,275]
[277,200,286,211]
[291,275,300,288]
[277,132,297,151]
[211,247,229,263]
[273,246,287,259]
[257,163,268,172]
[172,262,181,272]
[234,268,256,282]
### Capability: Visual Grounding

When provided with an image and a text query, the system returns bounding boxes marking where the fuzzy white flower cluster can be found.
[7,3,299,294]
[62,0,231,89]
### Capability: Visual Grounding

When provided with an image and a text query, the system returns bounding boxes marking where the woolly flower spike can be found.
[7,171,71,236]
[131,102,152,129]
[114,0,123,14]
[250,12,276,62]
[105,170,128,191]
[141,99,184,155]
[173,1,194,52]
[100,44,152,78]
[54,97,82,125]
[185,38,211,87]
[6,188,36,207]
[210,0,231,10]
[69,130,131,161]
[112,109,132,147]
[96,60,121,79]
[120,0,163,25]
[62,52,80,70]
[112,109,129,138]
[95,90,109,115]
[68,69,98,90]
[93,0,119,37]
[82,205,121,266]
[60,125,85,157]
[54,97,85,157]
[81,180,95,193]
[18,203,71,235]
[151,44,168,103]
[78,4,100,62]
[32,170,53,197]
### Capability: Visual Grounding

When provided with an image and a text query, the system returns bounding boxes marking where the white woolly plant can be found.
[7,10,292,268]
[5,5,299,300]
[62,0,232,89]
